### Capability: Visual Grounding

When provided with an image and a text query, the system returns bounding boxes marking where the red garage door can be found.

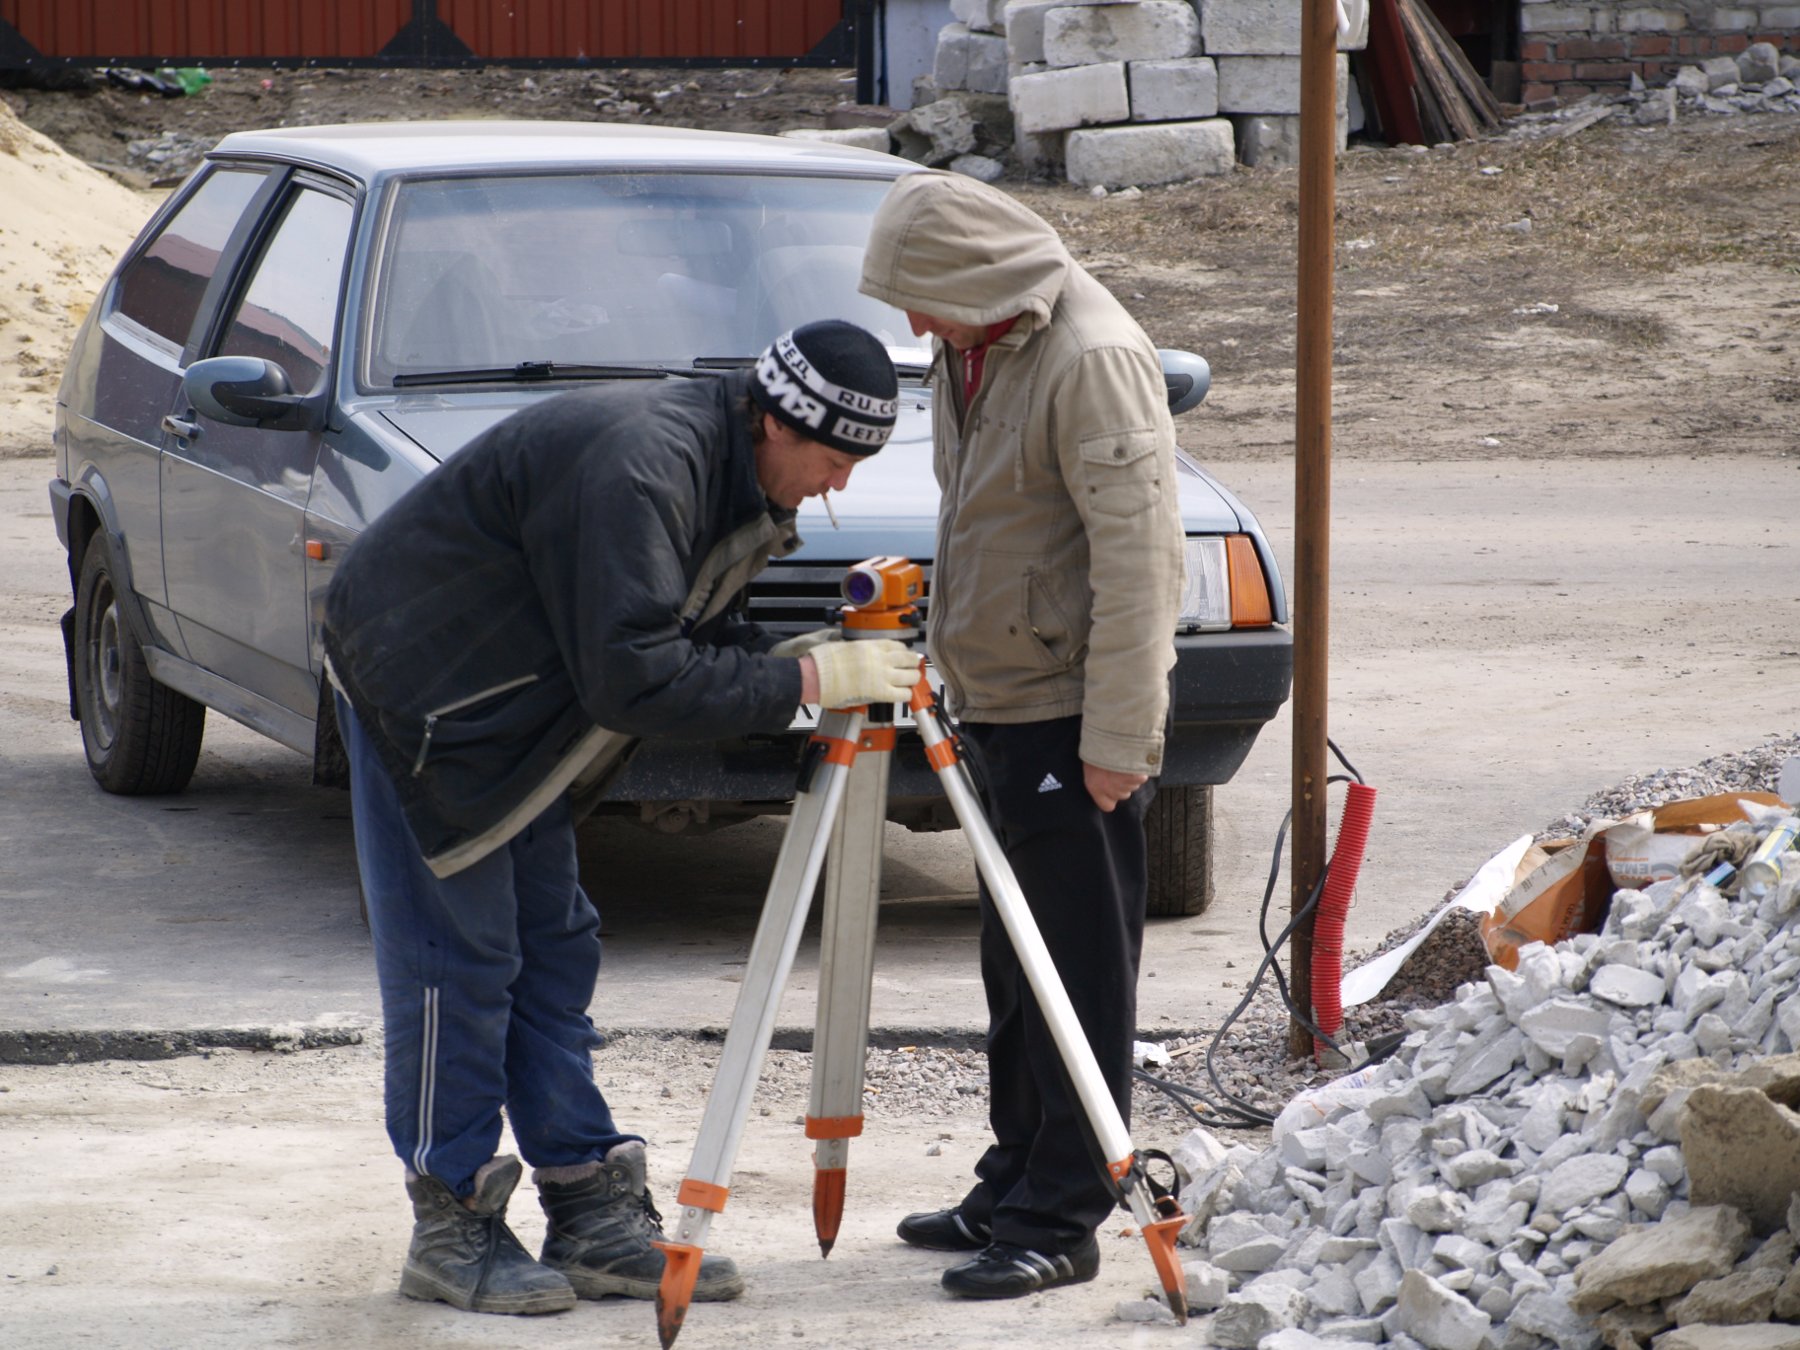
[0,1,851,65]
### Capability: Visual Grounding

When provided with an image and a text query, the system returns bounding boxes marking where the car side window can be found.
[112,167,267,350]
[217,188,355,396]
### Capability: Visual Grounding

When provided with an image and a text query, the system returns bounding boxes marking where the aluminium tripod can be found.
[651,559,1188,1347]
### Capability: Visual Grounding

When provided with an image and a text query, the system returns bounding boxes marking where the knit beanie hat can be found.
[751,320,899,456]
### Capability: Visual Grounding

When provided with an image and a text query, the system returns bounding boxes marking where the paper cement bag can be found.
[1479,791,1785,969]
[1480,827,1611,971]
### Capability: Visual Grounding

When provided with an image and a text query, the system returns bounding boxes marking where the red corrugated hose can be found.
[1311,781,1378,1061]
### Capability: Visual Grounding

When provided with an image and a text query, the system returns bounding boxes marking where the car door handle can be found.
[161,413,200,441]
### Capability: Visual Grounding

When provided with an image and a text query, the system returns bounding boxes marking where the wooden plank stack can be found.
[1394,0,1505,142]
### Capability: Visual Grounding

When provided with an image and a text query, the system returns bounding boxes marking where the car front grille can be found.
[747,559,933,638]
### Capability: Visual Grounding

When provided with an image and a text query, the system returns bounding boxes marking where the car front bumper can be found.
[596,626,1293,808]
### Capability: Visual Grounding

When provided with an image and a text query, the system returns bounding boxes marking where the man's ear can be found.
[761,414,804,451]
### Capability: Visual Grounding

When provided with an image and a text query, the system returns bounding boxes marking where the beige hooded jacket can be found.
[859,172,1184,775]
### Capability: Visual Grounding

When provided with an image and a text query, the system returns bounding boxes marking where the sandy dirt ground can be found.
[4,1039,1169,1350]
[2,65,1797,1350]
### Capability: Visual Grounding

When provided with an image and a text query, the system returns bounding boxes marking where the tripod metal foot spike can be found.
[654,1240,705,1349]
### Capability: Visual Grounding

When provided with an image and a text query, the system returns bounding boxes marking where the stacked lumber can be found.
[1393,0,1505,141]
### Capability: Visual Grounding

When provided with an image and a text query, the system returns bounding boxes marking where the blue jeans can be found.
[337,694,635,1196]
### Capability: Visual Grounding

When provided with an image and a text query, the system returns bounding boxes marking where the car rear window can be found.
[367,171,926,384]
[113,167,267,350]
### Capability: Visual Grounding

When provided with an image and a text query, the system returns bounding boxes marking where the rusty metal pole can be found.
[1288,0,1338,1058]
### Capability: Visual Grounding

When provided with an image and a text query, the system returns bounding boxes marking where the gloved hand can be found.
[809,639,922,709]
[768,628,841,659]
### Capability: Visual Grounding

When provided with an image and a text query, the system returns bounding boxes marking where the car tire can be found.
[1145,783,1213,918]
[73,537,205,794]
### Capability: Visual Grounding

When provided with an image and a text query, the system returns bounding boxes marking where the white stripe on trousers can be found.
[412,986,440,1177]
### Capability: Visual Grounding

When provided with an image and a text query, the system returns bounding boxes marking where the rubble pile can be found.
[1666,43,1800,115]
[1161,805,1800,1348]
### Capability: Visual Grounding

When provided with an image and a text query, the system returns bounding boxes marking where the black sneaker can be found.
[896,1207,992,1252]
[941,1237,1100,1299]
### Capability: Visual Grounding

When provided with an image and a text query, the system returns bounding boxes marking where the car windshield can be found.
[365,170,929,387]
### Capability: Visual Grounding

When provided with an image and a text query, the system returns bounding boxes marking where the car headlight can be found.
[1179,538,1231,632]
[1178,535,1276,633]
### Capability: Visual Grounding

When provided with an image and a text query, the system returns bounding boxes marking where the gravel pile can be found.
[1148,734,1800,1138]
[1547,732,1800,842]
[1165,798,1800,1346]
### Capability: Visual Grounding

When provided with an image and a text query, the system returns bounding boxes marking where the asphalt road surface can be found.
[4,449,1795,1052]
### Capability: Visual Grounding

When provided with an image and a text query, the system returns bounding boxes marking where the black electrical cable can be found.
[1133,737,1388,1129]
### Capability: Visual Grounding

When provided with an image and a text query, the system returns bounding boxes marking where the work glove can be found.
[767,628,841,659]
[810,638,922,710]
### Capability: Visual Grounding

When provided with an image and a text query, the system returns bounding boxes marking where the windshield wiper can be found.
[393,360,702,387]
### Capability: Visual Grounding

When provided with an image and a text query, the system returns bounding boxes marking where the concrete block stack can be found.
[928,0,1369,186]
[1155,806,1800,1347]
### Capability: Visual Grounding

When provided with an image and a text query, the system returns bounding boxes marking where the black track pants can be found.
[954,716,1150,1255]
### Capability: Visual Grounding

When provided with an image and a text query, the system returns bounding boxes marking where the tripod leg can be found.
[807,717,893,1255]
[909,691,1189,1321]
[655,709,865,1348]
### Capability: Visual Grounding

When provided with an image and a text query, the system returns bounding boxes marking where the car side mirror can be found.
[1158,349,1211,415]
[184,355,322,432]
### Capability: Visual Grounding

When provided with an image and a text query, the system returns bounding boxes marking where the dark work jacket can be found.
[323,370,802,876]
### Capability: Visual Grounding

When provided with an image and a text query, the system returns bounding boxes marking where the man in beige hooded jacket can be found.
[859,171,1185,1299]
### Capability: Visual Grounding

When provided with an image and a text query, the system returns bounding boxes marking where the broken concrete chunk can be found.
[1702,55,1743,90]
[890,98,978,165]
[1738,42,1783,86]
[1589,963,1668,1007]
[1539,1152,1630,1216]
[1210,1280,1308,1348]
[1570,1204,1751,1314]
[1670,1266,1785,1327]
[1681,1085,1800,1234]
[1395,1268,1493,1350]
[1655,1327,1800,1350]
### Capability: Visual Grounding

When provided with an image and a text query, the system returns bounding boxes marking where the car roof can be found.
[206,120,918,184]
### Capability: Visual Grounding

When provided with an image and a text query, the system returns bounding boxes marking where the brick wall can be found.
[1518,0,1800,104]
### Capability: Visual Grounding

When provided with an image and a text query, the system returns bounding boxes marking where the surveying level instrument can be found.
[652,557,1188,1347]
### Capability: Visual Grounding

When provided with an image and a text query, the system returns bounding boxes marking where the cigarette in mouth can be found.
[823,491,839,529]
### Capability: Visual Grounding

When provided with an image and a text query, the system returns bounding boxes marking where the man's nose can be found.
[827,464,854,491]
[908,312,933,338]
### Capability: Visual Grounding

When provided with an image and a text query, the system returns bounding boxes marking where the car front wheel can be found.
[73,537,205,794]
[1145,783,1213,918]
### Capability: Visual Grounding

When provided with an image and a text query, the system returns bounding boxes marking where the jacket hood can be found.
[858,171,1071,332]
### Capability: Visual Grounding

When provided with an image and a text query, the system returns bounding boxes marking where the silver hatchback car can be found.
[50,121,1292,916]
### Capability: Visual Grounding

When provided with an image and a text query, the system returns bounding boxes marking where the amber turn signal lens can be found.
[1226,535,1274,628]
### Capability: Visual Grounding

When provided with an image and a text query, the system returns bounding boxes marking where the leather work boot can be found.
[537,1141,746,1301]
[400,1155,576,1314]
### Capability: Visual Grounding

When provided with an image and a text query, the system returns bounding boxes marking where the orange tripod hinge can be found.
[676,1177,730,1212]
[907,675,933,713]
[803,1114,865,1139]
[810,733,860,768]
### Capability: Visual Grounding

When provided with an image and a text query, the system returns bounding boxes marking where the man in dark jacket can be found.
[323,321,920,1317]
